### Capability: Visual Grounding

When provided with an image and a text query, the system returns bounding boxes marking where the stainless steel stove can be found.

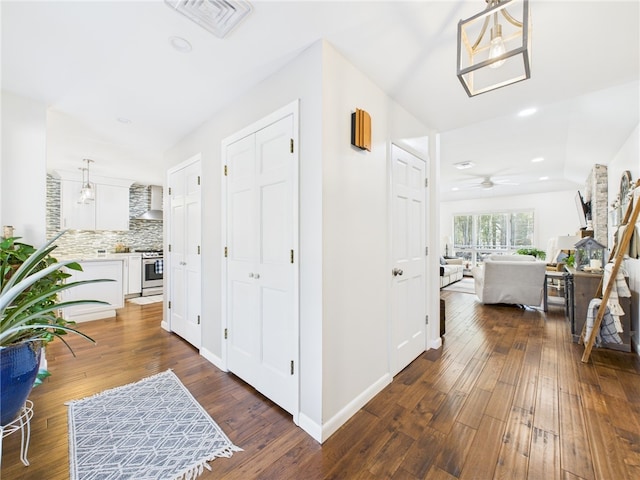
[135,249,163,296]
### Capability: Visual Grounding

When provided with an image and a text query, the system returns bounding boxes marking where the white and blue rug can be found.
[67,370,241,480]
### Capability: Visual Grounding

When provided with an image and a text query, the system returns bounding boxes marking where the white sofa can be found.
[440,258,464,288]
[471,254,547,306]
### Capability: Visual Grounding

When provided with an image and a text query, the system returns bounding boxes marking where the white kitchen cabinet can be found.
[126,254,142,295]
[61,260,124,322]
[96,184,130,231]
[60,179,131,231]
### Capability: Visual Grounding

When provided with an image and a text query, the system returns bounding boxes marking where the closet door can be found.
[225,112,297,415]
[168,156,201,348]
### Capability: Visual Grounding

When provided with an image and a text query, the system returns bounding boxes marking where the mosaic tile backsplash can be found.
[46,175,163,255]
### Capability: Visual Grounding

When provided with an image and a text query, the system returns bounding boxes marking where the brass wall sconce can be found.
[351,108,371,151]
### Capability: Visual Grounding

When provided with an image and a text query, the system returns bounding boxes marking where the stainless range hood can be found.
[137,185,163,221]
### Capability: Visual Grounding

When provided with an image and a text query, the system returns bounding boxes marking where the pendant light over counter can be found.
[78,158,95,204]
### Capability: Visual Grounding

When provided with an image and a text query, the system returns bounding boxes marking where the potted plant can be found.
[0,230,112,425]
[515,247,546,260]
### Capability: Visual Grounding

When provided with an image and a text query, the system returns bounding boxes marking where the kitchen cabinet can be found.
[60,179,131,231]
[125,254,142,295]
[60,259,124,322]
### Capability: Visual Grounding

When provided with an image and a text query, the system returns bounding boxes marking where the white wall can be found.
[164,39,433,442]
[164,40,325,433]
[320,42,431,436]
[440,189,580,256]
[607,124,639,354]
[1,90,47,245]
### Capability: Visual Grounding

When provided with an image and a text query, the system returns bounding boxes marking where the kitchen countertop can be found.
[55,252,142,262]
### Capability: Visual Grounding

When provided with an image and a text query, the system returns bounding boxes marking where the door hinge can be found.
[168,244,172,253]
[290,138,294,153]
[197,245,201,255]
[425,315,429,325]
[224,165,228,176]
[224,328,228,339]
[168,301,171,309]
[224,246,228,257]
[290,360,294,375]
[290,249,294,264]
[425,246,429,256]
[425,178,428,187]
[168,187,172,195]
[197,315,200,325]
[197,175,201,185]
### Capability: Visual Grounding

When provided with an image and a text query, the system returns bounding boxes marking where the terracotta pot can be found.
[0,340,42,425]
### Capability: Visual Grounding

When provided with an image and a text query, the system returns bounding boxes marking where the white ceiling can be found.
[2,1,639,195]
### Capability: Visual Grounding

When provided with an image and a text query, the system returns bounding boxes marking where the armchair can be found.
[471,254,546,306]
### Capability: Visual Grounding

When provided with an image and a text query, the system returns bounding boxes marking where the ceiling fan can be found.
[456,175,520,190]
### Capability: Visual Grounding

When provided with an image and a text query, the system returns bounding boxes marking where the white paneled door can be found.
[224,104,298,416]
[168,156,202,348]
[391,145,427,375]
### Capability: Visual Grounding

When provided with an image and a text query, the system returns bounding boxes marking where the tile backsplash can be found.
[46,175,163,255]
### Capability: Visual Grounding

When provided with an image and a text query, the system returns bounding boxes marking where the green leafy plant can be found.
[0,230,113,351]
[515,248,546,260]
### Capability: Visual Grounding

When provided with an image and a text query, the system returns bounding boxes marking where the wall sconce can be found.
[457,0,531,97]
[351,108,371,151]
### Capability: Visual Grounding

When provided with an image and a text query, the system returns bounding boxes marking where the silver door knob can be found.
[392,268,403,276]
[254,273,260,279]
[249,273,254,278]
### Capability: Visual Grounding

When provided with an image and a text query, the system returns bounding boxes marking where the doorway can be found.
[390,144,428,375]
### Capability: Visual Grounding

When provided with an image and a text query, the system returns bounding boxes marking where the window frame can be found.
[452,209,535,266]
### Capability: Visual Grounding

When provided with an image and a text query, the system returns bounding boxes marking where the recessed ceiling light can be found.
[539,176,549,181]
[451,187,460,191]
[169,36,192,53]
[518,107,537,117]
[454,161,475,170]
[531,157,544,163]
[117,117,131,124]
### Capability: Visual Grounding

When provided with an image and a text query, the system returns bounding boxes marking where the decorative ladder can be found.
[580,179,640,363]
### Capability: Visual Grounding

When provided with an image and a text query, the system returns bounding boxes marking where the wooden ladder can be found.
[580,180,640,363]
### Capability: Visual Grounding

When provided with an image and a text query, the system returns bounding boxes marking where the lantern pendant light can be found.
[78,158,95,204]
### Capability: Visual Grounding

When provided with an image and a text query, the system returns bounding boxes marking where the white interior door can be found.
[391,144,426,375]
[168,158,202,348]
[225,112,298,415]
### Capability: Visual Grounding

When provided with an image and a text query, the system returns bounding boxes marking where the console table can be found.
[564,266,631,352]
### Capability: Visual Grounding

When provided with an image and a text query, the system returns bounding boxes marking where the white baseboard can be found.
[200,347,227,372]
[160,320,170,332]
[318,373,392,443]
[428,336,443,350]
[298,412,323,443]
[72,309,116,323]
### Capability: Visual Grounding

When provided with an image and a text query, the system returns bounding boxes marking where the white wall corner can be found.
[161,321,170,332]
[319,372,392,443]
[298,412,323,443]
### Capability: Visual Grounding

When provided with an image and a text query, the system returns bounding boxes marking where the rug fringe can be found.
[172,445,243,480]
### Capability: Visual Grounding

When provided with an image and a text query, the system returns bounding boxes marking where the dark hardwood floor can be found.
[2,289,639,479]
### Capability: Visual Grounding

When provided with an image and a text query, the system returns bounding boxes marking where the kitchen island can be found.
[58,253,140,322]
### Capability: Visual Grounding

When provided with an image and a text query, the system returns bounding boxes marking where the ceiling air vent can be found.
[164,0,252,38]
